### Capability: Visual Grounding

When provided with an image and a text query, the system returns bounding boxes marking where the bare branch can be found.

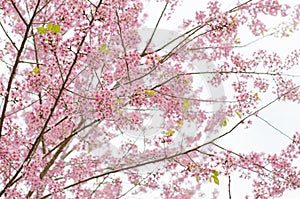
[140,2,169,56]
[256,115,293,141]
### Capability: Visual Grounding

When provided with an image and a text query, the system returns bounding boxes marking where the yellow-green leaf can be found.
[220,119,227,127]
[99,44,106,52]
[99,44,110,54]
[196,176,200,183]
[115,98,122,103]
[233,12,238,19]
[176,120,183,127]
[37,26,47,34]
[145,89,155,96]
[211,175,219,185]
[183,99,191,113]
[235,111,242,119]
[164,130,175,135]
[254,93,260,101]
[234,38,241,44]
[33,66,39,74]
[46,23,53,31]
[117,108,122,115]
[155,56,161,61]
[51,24,61,33]
[212,170,219,176]
[183,79,190,84]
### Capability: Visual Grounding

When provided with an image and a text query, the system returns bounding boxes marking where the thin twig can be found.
[115,9,131,83]
[0,22,18,50]
[256,115,293,141]
[140,1,169,56]
[228,175,232,199]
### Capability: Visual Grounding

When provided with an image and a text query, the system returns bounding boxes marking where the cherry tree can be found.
[1,0,300,198]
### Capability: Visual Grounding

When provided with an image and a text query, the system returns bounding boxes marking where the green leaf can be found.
[46,22,53,31]
[115,98,122,103]
[220,119,227,127]
[195,176,200,183]
[99,44,110,54]
[87,144,91,153]
[37,26,47,34]
[211,175,219,185]
[254,93,260,101]
[183,99,191,113]
[183,79,190,84]
[51,24,61,33]
[164,130,175,135]
[145,89,155,96]
[33,66,39,74]
[176,120,183,127]
[117,108,122,115]
[212,170,219,176]
[235,111,242,119]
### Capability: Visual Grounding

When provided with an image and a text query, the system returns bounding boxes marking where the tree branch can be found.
[140,1,169,56]
[40,85,300,198]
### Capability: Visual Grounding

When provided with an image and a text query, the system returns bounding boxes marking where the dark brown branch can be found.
[141,23,206,57]
[228,175,232,199]
[160,26,211,63]
[0,1,42,195]
[113,63,158,90]
[141,0,255,61]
